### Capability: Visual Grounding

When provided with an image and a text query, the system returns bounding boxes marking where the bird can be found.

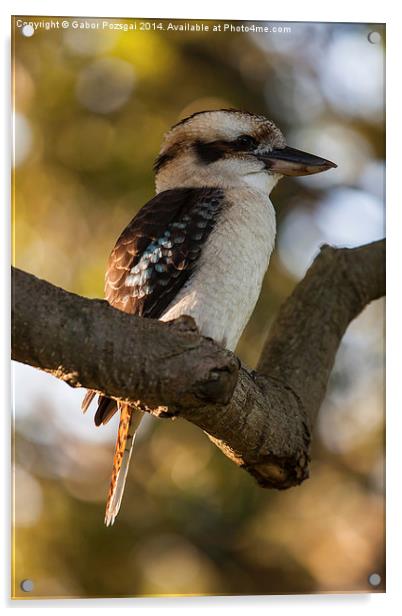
[81,109,336,526]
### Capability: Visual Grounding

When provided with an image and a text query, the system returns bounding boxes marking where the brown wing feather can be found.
[104,187,224,318]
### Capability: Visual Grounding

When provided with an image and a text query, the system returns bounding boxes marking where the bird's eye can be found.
[235,135,257,149]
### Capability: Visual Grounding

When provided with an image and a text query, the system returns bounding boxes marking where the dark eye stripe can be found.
[195,135,259,165]
[195,140,225,163]
[156,134,260,170]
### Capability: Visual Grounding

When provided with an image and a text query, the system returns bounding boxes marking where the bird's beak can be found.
[257,146,337,176]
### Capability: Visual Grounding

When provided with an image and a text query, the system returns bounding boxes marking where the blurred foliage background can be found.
[12,17,385,598]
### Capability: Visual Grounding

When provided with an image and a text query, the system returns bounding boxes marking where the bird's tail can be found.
[104,403,143,527]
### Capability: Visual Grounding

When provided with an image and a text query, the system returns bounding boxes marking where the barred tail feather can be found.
[104,404,143,527]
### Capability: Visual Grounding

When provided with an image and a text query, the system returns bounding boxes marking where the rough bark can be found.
[11,239,385,489]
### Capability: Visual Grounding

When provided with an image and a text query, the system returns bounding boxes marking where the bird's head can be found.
[154,109,336,193]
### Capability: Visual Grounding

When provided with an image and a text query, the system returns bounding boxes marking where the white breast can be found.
[159,187,276,351]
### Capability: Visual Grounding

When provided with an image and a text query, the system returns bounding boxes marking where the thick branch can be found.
[11,239,385,489]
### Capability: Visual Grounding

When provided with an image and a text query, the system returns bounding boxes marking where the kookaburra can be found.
[82,109,336,525]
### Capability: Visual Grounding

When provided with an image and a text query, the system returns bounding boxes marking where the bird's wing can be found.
[104,186,224,318]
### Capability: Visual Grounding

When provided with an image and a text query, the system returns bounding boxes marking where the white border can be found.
[0,0,393,22]
[2,0,401,613]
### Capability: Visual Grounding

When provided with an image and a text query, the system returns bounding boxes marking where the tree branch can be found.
[11,239,385,489]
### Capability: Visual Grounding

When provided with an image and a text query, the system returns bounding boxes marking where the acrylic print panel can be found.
[12,15,385,599]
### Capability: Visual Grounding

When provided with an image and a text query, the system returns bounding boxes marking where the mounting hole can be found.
[367,31,381,44]
[368,572,381,587]
[20,578,34,592]
[21,24,35,37]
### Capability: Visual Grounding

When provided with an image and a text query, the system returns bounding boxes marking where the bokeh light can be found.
[76,57,136,113]
[13,112,33,166]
